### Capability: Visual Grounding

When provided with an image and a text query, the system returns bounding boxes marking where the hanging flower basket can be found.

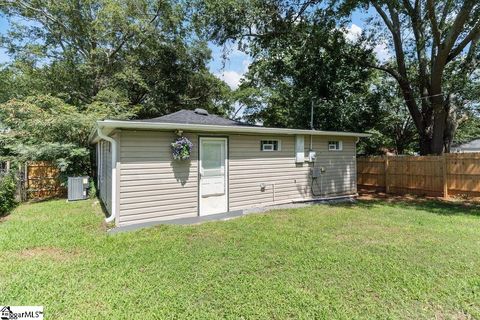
[171,136,193,160]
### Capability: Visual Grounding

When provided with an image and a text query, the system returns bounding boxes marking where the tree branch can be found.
[431,0,476,97]
[12,0,90,58]
[439,0,453,30]
[441,0,476,56]
[372,1,424,132]
[371,2,395,35]
[447,22,480,62]
[460,32,480,72]
[403,1,430,101]
[107,7,162,62]
[426,0,441,47]
[365,63,401,81]
[291,0,319,24]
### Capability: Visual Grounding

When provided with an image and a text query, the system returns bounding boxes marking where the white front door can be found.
[199,137,228,215]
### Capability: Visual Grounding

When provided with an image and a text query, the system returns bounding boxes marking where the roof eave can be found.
[94,120,371,138]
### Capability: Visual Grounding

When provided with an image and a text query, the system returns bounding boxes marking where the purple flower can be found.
[171,137,193,160]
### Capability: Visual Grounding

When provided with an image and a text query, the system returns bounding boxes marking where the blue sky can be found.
[0,14,9,64]
[0,8,382,89]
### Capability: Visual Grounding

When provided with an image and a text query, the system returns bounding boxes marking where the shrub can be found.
[88,178,97,199]
[0,173,18,216]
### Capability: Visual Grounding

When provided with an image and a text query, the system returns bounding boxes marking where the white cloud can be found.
[216,70,243,89]
[373,42,390,62]
[215,57,252,89]
[242,59,251,73]
[343,24,362,42]
[343,23,391,62]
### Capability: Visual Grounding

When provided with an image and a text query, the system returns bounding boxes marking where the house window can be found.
[261,140,281,151]
[328,140,343,151]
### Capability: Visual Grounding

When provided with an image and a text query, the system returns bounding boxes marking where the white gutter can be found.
[97,127,117,224]
[95,120,371,139]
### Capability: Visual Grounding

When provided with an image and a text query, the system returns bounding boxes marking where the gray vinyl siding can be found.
[98,140,112,214]
[229,135,356,211]
[117,130,357,226]
[309,136,357,197]
[118,131,198,226]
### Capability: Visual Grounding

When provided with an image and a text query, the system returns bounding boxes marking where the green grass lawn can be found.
[0,199,479,319]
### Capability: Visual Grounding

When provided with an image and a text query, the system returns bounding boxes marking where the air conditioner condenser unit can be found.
[68,176,89,201]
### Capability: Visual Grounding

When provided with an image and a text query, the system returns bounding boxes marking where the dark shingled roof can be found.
[136,109,257,127]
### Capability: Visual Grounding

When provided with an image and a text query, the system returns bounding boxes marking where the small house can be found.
[90,109,369,229]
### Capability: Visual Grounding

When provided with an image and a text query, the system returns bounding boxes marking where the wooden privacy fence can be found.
[357,153,480,198]
[22,161,66,201]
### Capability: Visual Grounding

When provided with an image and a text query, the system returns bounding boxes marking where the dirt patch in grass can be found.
[434,308,472,320]
[358,190,480,205]
[186,229,226,241]
[357,191,480,217]
[16,247,83,261]
[0,215,10,224]
[358,190,443,202]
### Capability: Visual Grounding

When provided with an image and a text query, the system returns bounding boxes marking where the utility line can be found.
[400,87,477,103]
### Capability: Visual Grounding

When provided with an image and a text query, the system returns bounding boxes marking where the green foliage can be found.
[344,1,480,154]
[196,0,480,154]
[454,81,480,145]
[357,128,416,156]
[0,0,233,117]
[194,0,420,154]
[85,89,141,121]
[232,11,374,130]
[0,95,97,175]
[13,143,90,178]
[357,129,391,156]
[355,75,417,154]
[0,173,17,216]
[1,96,93,145]
[455,116,480,145]
[0,1,234,176]
[88,178,97,199]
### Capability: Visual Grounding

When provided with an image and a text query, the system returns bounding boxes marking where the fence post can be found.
[24,162,29,201]
[443,154,448,199]
[385,156,390,194]
[15,163,23,202]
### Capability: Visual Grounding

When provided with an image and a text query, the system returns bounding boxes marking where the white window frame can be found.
[328,140,343,151]
[261,140,281,152]
[295,135,305,163]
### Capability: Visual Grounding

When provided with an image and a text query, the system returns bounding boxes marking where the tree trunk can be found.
[412,98,458,155]
[419,133,432,155]
[444,101,459,153]
[431,108,447,154]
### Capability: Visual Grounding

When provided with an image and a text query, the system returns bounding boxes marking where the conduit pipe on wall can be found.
[97,127,117,224]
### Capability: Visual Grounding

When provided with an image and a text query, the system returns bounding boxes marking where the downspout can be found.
[355,137,360,195]
[97,127,117,224]
[96,143,100,188]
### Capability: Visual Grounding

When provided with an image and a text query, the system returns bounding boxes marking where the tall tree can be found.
[196,0,480,154]
[233,12,374,131]
[359,0,480,154]
[0,0,233,117]
[357,75,417,155]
